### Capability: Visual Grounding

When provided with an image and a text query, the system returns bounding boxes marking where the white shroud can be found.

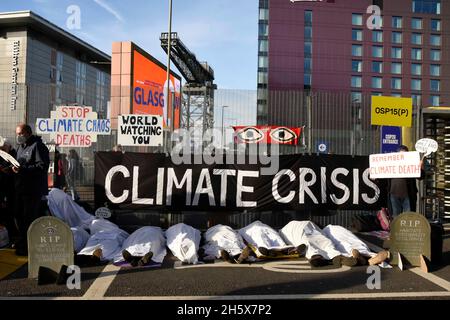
[165,223,201,264]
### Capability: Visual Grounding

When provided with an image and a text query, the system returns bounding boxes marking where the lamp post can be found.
[221,105,229,148]
[166,0,173,137]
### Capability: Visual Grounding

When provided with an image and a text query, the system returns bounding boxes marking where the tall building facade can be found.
[257,0,449,125]
[0,11,111,142]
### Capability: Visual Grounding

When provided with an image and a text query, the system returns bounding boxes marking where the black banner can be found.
[95,152,386,213]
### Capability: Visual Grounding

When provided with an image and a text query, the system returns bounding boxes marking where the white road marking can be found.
[409,268,450,291]
[82,264,121,299]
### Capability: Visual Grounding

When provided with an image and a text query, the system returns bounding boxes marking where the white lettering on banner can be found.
[11,40,20,111]
[273,169,296,204]
[299,168,318,204]
[105,166,130,203]
[236,171,259,207]
[118,115,163,147]
[369,151,421,179]
[103,167,381,208]
[213,169,237,206]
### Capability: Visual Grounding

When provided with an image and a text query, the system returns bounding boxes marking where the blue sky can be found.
[1,0,258,90]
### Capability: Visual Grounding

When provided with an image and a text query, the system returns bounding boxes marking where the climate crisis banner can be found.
[95,152,386,213]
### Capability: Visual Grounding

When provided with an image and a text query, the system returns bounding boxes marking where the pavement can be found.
[0,236,449,301]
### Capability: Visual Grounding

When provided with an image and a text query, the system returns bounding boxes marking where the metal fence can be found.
[0,84,422,229]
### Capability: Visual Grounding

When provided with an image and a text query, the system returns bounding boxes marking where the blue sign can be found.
[381,126,401,153]
[316,141,329,154]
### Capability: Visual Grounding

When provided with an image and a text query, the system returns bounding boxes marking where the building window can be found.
[391,93,402,98]
[259,8,269,20]
[352,29,363,41]
[352,60,362,72]
[430,49,441,61]
[372,46,383,58]
[430,79,440,92]
[258,56,268,68]
[304,74,312,86]
[431,19,441,31]
[430,95,440,106]
[305,42,312,56]
[259,23,268,36]
[411,63,422,76]
[412,0,441,14]
[372,31,383,42]
[372,92,383,96]
[305,26,312,40]
[352,13,363,26]
[259,39,268,52]
[391,62,402,74]
[304,58,312,71]
[76,61,86,105]
[258,72,268,84]
[392,16,402,28]
[411,33,422,45]
[411,18,423,29]
[391,47,402,59]
[96,71,107,113]
[411,94,422,105]
[391,32,403,44]
[411,48,422,60]
[352,44,363,56]
[372,77,383,89]
[430,34,441,46]
[372,61,383,73]
[351,92,362,103]
[305,10,312,25]
[430,64,440,76]
[411,79,422,91]
[351,76,362,88]
[391,78,402,90]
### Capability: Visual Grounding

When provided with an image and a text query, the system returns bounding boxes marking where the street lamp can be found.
[166,0,173,135]
[221,105,229,148]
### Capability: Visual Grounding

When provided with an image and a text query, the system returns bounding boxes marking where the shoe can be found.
[56,265,69,285]
[258,247,270,256]
[122,249,133,262]
[352,249,368,266]
[130,258,139,267]
[297,244,307,257]
[340,256,358,267]
[237,246,252,264]
[309,255,329,267]
[258,247,277,258]
[138,251,153,266]
[38,266,58,285]
[332,255,342,267]
[220,250,235,264]
[92,248,103,261]
[368,250,390,266]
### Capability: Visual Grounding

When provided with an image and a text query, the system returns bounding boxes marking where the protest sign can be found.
[369,151,421,179]
[118,115,163,147]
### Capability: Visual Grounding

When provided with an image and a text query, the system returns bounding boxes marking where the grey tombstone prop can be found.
[28,216,74,278]
[390,212,431,267]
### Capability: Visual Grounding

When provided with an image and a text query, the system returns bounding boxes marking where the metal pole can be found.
[166,0,173,137]
[221,106,226,148]
[307,93,312,153]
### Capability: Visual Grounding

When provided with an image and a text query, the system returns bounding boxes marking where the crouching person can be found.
[166,223,201,264]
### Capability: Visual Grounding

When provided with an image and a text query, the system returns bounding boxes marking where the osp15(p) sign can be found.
[371,96,413,128]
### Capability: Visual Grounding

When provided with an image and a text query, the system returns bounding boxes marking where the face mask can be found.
[16,135,27,145]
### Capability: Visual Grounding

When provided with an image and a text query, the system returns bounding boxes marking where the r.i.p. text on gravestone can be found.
[389,212,431,267]
[27,216,74,278]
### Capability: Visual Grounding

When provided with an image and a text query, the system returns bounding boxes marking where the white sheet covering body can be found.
[115,226,167,263]
[239,221,289,250]
[280,221,342,260]
[165,223,201,264]
[78,219,129,261]
[322,225,376,258]
[47,188,95,229]
[71,227,90,253]
[202,224,246,258]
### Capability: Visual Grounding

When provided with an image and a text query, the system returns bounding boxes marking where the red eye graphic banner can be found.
[232,126,303,145]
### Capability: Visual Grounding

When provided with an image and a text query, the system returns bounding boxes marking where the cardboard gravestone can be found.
[28,216,74,278]
[389,212,431,267]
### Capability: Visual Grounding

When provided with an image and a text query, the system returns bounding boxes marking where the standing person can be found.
[387,145,425,217]
[54,152,68,190]
[13,124,50,256]
[67,149,81,201]
[0,138,18,242]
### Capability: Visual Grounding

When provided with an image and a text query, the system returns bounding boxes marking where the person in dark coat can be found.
[12,124,50,255]
[387,145,425,217]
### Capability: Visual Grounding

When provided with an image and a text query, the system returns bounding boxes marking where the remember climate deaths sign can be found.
[371,96,412,128]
